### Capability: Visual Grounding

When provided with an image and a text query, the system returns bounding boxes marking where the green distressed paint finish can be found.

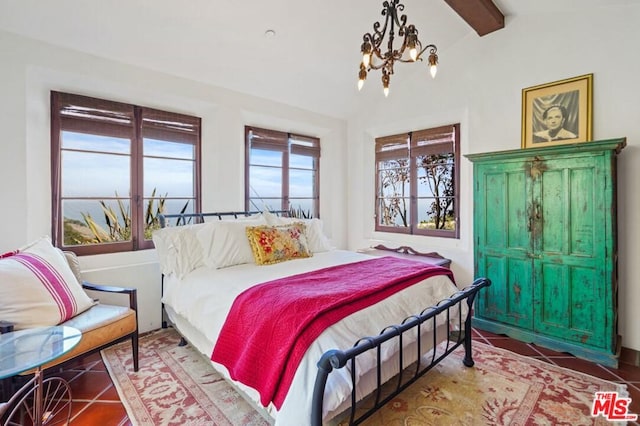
[466,138,625,368]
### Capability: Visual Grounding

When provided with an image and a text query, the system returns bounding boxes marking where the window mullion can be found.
[409,139,418,233]
[283,145,290,212]
[132,106,143,250]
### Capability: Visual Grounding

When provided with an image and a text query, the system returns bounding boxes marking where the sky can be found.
[61,132,316,224]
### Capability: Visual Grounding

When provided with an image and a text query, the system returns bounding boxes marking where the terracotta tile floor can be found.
[3,329,640,425]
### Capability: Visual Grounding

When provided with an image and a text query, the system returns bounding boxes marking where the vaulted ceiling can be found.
[0,0,633,119]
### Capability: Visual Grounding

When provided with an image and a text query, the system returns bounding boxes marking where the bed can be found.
[154,211,490,425]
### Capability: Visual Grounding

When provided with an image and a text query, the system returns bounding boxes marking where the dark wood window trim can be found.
[245,126,320,218]
[375,123,460,238]
[51,91,201,255]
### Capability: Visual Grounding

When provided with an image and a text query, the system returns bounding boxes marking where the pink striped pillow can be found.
[0,237,95,330]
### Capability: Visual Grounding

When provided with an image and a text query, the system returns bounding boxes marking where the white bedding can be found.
[162,249,461,425]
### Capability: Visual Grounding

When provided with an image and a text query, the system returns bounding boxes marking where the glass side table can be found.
[0,326,81,426]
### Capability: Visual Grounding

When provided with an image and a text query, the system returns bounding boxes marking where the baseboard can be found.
[620,346,640,367]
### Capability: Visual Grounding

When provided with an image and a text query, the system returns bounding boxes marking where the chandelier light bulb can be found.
[408,31,419,61]
[382,73,390,97]
[361,41,373,68]
[428,51,438,79]
[358,65,367,91]
[362,53,371,68]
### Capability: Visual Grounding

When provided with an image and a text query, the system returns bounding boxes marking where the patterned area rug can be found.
[341,344,629,426]
[102,328,628,425]
[102,329,269,425]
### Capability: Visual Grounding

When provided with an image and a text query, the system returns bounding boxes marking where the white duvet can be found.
[162,250,461,425]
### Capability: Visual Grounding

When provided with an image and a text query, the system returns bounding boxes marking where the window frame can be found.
[375,123,460,238]
[244,126,320,217]
[51,91,202,255]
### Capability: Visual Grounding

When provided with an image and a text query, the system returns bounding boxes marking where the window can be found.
[375,124,459,238]
[245,126,320,218]
[51,92,201,255]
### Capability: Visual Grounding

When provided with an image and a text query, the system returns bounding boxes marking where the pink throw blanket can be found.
[211,256,454,409]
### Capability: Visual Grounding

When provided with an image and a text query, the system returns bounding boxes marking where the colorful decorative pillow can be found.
[0,237,95,330]
[263,210,332,253]
[246,223,312,266]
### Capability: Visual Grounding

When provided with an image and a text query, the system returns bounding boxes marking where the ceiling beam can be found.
[444,0,505,36]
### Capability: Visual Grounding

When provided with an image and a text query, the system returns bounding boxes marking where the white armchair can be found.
[0,239,138,374]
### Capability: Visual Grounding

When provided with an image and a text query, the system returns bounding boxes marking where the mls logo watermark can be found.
[591,391,637,421]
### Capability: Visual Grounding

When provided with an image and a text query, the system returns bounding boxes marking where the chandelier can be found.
[358,0,438,97]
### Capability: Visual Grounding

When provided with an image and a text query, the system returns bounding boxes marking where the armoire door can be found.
[531,153,614,350]
[474,160,534,330]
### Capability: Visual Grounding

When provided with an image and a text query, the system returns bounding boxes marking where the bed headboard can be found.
[158,210,289,228]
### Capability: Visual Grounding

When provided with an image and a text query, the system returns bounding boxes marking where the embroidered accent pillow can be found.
[0,237,95,330]
[246,223,312,265]
[262,210,332,253]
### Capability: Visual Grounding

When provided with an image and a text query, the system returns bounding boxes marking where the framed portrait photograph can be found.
[521,74,593,149]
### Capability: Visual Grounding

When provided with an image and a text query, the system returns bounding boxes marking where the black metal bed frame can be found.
[157,211,490,425]
[158,210,289,228]
[311,277,490,425]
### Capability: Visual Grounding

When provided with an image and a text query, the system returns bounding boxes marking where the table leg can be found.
[34,369,43,426]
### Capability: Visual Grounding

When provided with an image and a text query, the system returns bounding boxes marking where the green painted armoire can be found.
[466,138,625,368]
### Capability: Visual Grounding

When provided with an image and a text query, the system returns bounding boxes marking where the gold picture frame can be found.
[521,74,593,149]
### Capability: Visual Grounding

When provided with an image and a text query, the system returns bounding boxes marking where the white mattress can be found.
[162,250,461,425]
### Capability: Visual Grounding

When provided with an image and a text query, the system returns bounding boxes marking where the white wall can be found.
[1,4,638,352]
[0,30,347,332]
[347,4,640,351]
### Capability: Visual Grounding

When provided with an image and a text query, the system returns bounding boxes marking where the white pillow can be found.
[263,211,332,253]
[60,250,83,283]
[152,223,206,278]
[301,218,333,253]
[197,217,267,269]
[195,213,265,261]
[262,210,282,225]
[0,237,95,330]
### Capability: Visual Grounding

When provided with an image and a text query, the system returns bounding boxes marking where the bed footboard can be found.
[311,277,491,426]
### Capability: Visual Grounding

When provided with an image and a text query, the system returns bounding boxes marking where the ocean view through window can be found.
[245,126,320,218]
[51,92,201,255]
